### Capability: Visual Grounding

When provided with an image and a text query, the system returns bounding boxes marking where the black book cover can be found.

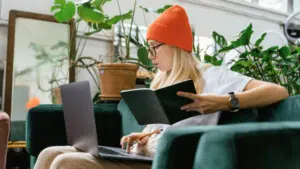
[120,79,200,125]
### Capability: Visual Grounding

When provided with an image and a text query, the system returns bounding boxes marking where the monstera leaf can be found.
[212,31,227,48]
[77,4,105,23]
[91,0,112,11]
[51,0,76,22]
[84,10,133,36]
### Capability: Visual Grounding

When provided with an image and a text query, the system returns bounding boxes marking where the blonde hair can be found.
[150,46,211,94]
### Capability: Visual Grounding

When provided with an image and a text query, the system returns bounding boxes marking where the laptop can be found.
[60,81,153,162]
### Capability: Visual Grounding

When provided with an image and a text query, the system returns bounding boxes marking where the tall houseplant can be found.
[96,0,139,101]
[204,24,300,96]
[51,0,133,102]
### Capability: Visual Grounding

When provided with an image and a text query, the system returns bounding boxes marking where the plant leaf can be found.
[297,78,300,85]
[51,41,69,50]
[77,5,105,23]
[255,32,267,47]
[91,0,102,8]
[213,60,223,66]
[217,44,235,53]
[204,55,212,63]
[156,5,172,14]
[231,23,254,48]
[287,54,298,61]
[51,0,75,22]
[239,51,249,59]
[262,46,278,61]
[231,63,243,72]
[93,92,101,104]
[278,46,290,59]
[55,0,66,6]
[238,60,249,67]
[98,22,111,29]
[91,0,110,8]
[28,42,46,53]
[139,5,149,12]
[139,5,172,14]
[212,31,227,48]
[106,10,133,25]
[262,53,272,62]
[250,48,261,58]
[137,46,151,66]
[91,0,112,12]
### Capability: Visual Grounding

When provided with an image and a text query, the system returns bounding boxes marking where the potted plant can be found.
[51,0,133,102]
[203,23,300,96]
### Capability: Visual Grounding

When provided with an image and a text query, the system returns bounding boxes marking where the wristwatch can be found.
[228,92,240,112]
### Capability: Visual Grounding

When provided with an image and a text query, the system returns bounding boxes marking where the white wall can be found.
[104,0,296,45]
[0,0,297,119]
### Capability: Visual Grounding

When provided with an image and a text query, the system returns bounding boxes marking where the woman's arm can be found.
[218,80,289,111]
[178,80,289,114]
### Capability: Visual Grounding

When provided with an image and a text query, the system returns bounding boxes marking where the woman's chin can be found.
[157,67,171,72]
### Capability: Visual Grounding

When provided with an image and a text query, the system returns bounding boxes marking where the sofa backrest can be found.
[117,100,145,136]
[257,95,300,122]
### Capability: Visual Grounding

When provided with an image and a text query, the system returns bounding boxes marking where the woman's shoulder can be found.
[197,63,227,76]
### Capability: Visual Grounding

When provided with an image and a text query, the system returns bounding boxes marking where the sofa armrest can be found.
[194,122,300,169]
[26,103,121,157]
[0,112,10,169]
[152,125,216,169]
[153,122,300,169]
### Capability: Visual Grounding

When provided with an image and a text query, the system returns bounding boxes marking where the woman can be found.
[34,5,289,169]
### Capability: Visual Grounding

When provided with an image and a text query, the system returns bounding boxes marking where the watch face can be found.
[230,98,239,107]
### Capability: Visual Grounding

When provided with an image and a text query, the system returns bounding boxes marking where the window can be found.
[258,0,287,12]
[229,0,298,13]
[294,0,300,12]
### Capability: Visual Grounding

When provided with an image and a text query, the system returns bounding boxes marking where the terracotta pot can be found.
[98,63,138,101]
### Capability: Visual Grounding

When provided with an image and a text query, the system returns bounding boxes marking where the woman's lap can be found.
[35,146,151,169]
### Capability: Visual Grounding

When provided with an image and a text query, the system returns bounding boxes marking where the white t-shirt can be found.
[131,64,253,156]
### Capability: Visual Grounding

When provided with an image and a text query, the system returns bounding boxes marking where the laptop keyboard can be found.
[99,147,125,156]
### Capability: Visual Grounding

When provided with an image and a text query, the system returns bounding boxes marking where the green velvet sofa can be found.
[26,95,300,169]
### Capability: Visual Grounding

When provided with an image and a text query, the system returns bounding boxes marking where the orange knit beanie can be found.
[146,5,193,52]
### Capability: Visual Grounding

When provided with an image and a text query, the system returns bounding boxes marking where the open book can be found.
[120,79,200,125]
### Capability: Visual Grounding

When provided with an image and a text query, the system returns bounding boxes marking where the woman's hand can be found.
[120,129,161,154]
[177,91,230,114]
[120,132,150,153]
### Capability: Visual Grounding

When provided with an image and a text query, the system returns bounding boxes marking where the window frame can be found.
[224,0,294,14]
[240,0,294,13]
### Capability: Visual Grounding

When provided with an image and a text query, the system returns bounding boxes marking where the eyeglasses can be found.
[147,43,165,59]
